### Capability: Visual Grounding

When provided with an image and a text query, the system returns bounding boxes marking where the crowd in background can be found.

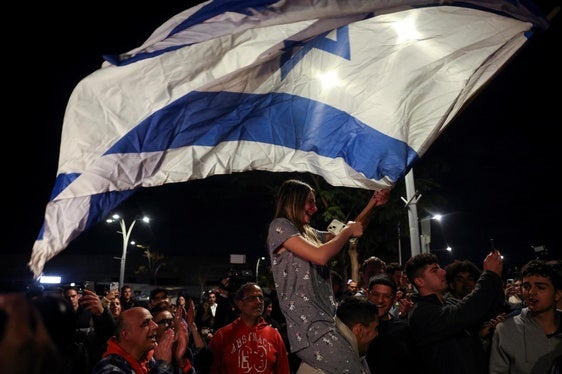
[1,179,561,373]
[2,254,559,374]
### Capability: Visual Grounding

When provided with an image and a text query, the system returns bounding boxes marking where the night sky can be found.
[8,1,561,278]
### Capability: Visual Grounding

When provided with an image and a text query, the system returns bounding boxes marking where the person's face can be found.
[150,292,169,307]
[417,263,447,294]
[347,281,358,294]
[522,275,561,314]
[208,293,216,305]
[63,289,80,311]
[401,274,411,288]
[367,284,396,318]
[122,308,158,354]
[152,310,174,340]
[110,298,122,317]
[237,286,265,319]
[450,271,476,299]
[391,270,403,288]
[264,303,273,315]
[178,296,186,306]
[513,279,523,296]
[355,319,379,356]
[303,191,318,224]
[122,288,132,300]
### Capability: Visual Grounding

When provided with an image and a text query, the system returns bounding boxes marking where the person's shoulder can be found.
[92,354,130,373]
[495,309,525,333]
[215,318,240,335]
[269,217,291,227]
[411,293,439,304]
[259,319,282,333]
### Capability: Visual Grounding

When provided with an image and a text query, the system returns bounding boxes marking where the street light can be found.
[106,214,150,286]
[431,245,453,253]
[256,256,266,283]
[419,214,442,253]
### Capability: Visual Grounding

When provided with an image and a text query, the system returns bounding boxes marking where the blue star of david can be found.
[280,26,350,80]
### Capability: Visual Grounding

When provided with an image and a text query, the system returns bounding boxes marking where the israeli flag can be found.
[29,0,547,278]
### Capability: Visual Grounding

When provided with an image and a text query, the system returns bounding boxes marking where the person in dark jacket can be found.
[365,274,418,374]
[404,249,505,374]
[92,306,183,373]
[62,285,115,372]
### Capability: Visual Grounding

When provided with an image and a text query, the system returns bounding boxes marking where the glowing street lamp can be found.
[106,214,150,286]
[420,214,442,254]
[431,245,453,253]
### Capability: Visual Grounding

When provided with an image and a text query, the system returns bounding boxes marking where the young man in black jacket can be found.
[404,250,504,374]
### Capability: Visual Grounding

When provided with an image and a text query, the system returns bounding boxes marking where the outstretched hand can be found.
[483,249,503,277]
[355,188,391,225]
[186,300,195,324]
[372,189,391,207]
[154,329,174,363]
[80,289,104,316]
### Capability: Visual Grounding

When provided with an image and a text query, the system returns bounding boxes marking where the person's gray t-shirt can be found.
[267,217,336,352]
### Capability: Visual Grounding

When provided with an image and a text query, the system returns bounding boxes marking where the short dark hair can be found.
[404,253,439,286]
[235,282,261,301]
[149,288,168,300]
[62,285,79,294]
[444,260,481,284]
[521,259,562,290]
[368,274,397,295]
[336,297,378,329]
[385,262,403,275]
[150,303,172,317]
[360,256,387,273]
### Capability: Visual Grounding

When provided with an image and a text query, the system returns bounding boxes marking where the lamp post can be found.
[106,214,149,286]
[419,214,442,254]
[256,256,266,283]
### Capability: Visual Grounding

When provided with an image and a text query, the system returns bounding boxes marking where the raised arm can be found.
[350,189,391,280]
[355,189,391,225]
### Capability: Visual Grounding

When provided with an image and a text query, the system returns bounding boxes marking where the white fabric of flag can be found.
[29,0,548,278]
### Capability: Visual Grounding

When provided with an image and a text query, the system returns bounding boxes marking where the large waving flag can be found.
[29,0,548,278]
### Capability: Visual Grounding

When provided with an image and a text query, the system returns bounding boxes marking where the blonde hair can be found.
[274,179,322,245]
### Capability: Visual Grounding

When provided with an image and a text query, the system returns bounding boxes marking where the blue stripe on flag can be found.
[169,0,280,36]
[104,0,283,66]
[105,91,417,183]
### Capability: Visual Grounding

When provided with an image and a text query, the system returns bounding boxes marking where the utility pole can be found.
[402,169,422,257]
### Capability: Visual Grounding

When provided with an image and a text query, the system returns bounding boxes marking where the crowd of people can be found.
[2,178,561,373]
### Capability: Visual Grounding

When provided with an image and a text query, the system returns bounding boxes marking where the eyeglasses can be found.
[155,318,173,326]
[242,295,264,302]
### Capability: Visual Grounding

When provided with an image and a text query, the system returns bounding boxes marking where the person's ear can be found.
[414,277,424,289]
[554,289,562,304]
[351,323,363,337]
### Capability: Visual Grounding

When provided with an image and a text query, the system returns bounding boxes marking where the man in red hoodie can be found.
[209,282,290,374]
